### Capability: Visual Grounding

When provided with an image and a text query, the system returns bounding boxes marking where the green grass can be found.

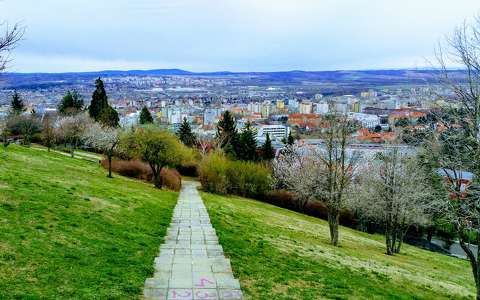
[202,192,475,300]
[0,145,178,299]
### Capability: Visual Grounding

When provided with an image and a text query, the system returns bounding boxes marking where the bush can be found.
[100,159,182,191]
[227,160,271,198]
[101,159,152,181]
[199,152,229,195]
[265,190,356,227]
[199,151,272,199]
[160,168,182,192]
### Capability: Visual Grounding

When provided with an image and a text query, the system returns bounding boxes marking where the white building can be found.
[288,99,299,112]
[203,108,220,126]
[248,102,261,114]
[348,113,380,129]
[299,101,313,114]
[261,101,271,118]
[256,124,290,140]
[315,102,329,115]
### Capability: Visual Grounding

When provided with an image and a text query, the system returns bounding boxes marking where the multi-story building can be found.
[315,101,329,114]
[256,124,290,140]
[261,101,271,118]
[203,108,220,126]
[349,113,381,129]
[299,101,313,114]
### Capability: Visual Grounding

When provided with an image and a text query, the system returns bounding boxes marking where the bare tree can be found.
[41,116,55,152]
[430,16,480,299]
[274,116,359,246]
[83,122,121,178]
[353,147,432,255]
[56,114,91,158]
[0,23,25,72]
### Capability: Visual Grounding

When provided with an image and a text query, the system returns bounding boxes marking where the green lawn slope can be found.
[202,193,475,300]
[0,145,177,299]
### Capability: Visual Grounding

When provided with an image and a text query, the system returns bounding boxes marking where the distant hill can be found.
[0,68,466,90]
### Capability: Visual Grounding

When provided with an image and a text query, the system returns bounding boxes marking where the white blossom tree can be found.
[56,114,91,158]
[274,116,360,246]
[353,147,432,255]
[83,122,121,178]
[273,145,317,210]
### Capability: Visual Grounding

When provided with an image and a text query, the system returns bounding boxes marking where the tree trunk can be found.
[154,173,163,189]
[151,164,163,189]
[459,238,479,299]
[328,210,340,246]
[107,154,113,178]
[70,141,75,158]
[426,227,433,243]
[385,219,394,255]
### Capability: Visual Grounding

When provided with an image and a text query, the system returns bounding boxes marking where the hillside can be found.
[202,193,475,300]
[0,145,178,299]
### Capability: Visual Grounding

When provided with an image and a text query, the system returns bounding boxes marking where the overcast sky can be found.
[1,0,479,73]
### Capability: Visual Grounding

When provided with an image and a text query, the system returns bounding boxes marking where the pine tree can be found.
[139,106,153,124]
[262,133,275,160]
[89,78,109,121]
[10,90,25,115]
[216,110,239,155]
[58,90,84,115]
[99,105,119,128]
[177,118,196,147]
[237,121,257,161]
[287,130,295,145]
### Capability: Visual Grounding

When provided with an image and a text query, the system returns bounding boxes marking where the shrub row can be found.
[100,159,181,191]
[265,190,356,227]
[199,152,271,199]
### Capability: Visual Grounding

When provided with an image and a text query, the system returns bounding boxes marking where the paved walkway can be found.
[144,181,243,300]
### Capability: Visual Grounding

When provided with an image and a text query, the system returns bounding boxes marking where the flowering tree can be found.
[274,116,360,246]
[353,147,432,255]
[83,122,121,178]
[56,114,91,158]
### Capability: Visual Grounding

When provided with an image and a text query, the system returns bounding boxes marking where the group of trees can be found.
[216,110,275,162]
[273,17,480,298]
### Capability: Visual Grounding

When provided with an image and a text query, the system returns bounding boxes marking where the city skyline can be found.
[1,0,479,73]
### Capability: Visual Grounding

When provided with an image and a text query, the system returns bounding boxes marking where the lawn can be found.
[0,145,178,299]
[202,192,475,300]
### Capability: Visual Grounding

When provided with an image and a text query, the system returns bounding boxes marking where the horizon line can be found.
[3,66,464,75]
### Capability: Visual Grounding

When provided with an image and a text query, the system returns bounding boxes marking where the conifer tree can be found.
[177,118,196,147]
[262,133,275,160]
[89,78,109,121]
[237,121,257,161]
[99,105,120,128]
[216,110,239,157]
[216,111,237,147]
[287,130,295,145]
[139,106,153,124]
[10,90,25,115]
[58,90,84,115]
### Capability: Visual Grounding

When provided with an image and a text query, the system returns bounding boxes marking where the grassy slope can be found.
[202,193,474,300]
[0,145,177,299]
